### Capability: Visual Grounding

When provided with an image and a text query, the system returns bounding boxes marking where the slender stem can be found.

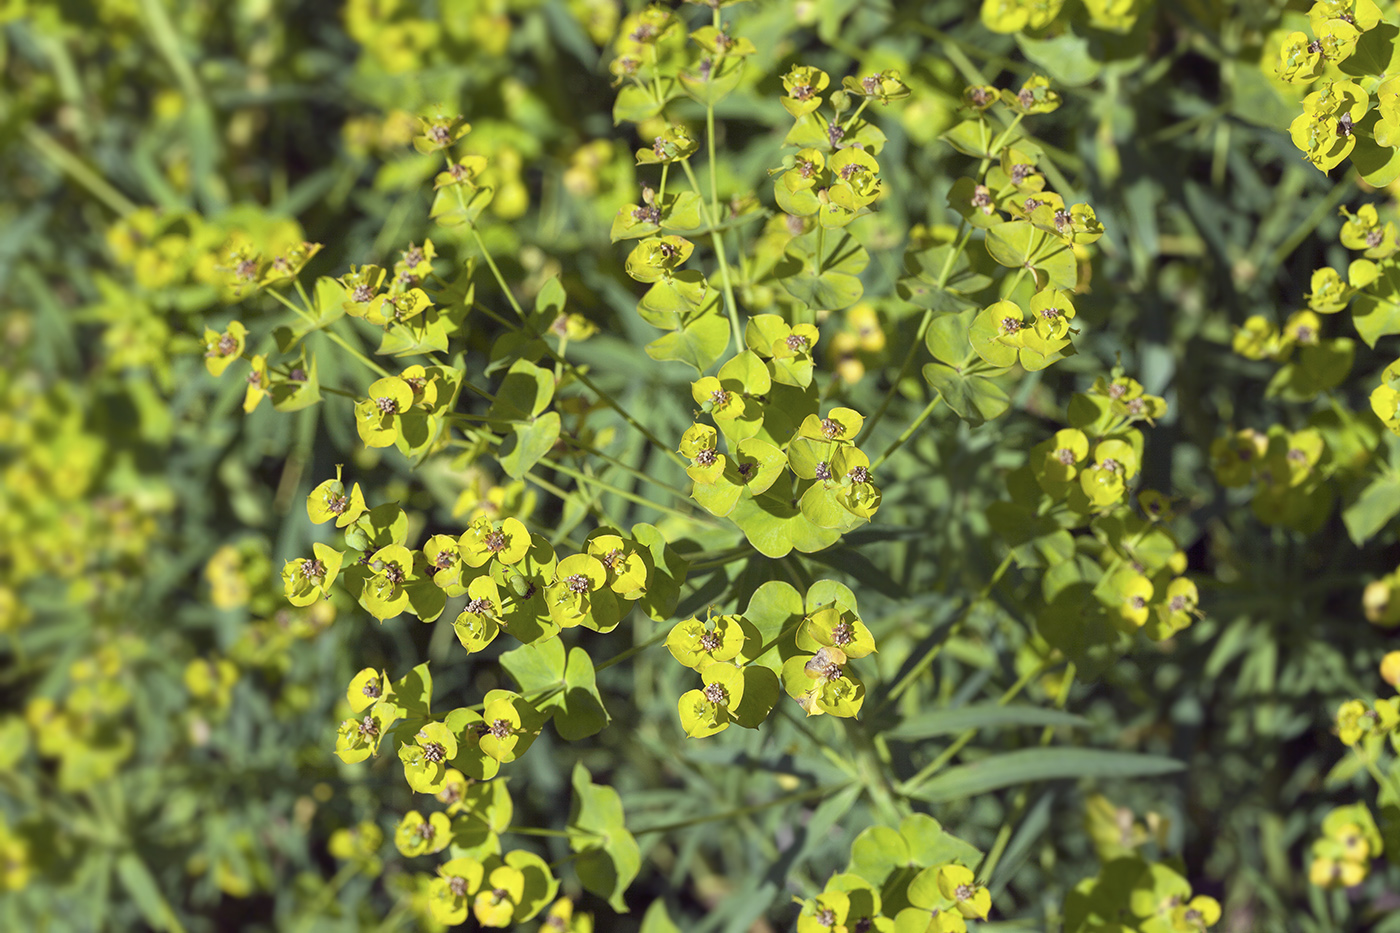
[1356,745,1400,805]
[871,393,942,470]
[558,434,694,502]
[876,551,1014,715]
[139,0,206,101]
[842,98,870,132]
[22,124,138,216]
[470,226,526,320]
[472,302,687,468]
[896,656,1061,797]
[706,104,721,228]
[857,220,971,445]
[977,664,1076,885]
[518,467,604,523]
[680,159,743,354]
[505,826,576,839]
[687,545,754,573]
[294,278,315,315]
[547,459,717,525]
[633,783,851,836]
[1267,175,1356,272]
[266,288,390,378]
[595,626,670,672]
[984,113,1025,171]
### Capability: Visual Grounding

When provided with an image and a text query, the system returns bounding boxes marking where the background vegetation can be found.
[3,0,1399,931]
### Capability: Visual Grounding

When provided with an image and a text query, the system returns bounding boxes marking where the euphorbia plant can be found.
[177,0,1225,925]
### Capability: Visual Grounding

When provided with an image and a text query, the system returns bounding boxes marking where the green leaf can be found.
[543,647,610,740]
[568,763,641,912]
[1016,29,1103,87]
[729,474,841,559]
[393,663,433,717]
[498,411,561,480]
[923,363,1011,427]
[639,901,682,933]
[678,56,745,106]
[1343,474,1400,545]
[741,580,803,673]
[940,118,996,158]
[487,331,548,376]
[731,665,780,728]
[613,81,672,124]
[904,747,1184,804]
[847,825,908,886]
[500,637,567,695]
[115,853,181,932]
[986,220,1039,268]
[1352,266,1400,347]
[645,312,730,375]
[883,703,1088,741]
[631,522,689,622]
[776,230,869,312]
[899,813,982,869]
[1352,133,1400,187]
[490,358,555,420]
[925,308,975,366]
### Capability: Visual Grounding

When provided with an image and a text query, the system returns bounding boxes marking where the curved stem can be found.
[871,393,941,470]
[681,158,743,354]
[22,124,138,216]
[595,626,671,672]
[469,226,526,320]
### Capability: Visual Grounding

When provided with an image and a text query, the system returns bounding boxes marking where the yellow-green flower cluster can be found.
[1308,803,1384,888]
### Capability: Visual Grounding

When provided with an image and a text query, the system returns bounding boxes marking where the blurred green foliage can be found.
[4,0,1400,931]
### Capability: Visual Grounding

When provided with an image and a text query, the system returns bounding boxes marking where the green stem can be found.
[504,826,576,839]
[22,124,138,216]
[706,104,721,228]
[558,434,694,503]
[897,656,1061,797]
[983,113,1025,172]
[977,664,1076,885]
[857,220,971,445]
[634,783,852,836]
[687,545,754,573]
[871,393,942,470]
[472,302,687,468]
[139,0,205,102]
[517,466,604,522]
[546,459,717,526]
[842,99,870,132]
[595,626,671,672]
[265,288,390,378]
[681,158,743,354]
[876,551,1014,715]
[1356,745,1400,805]
[470,226,526,320]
